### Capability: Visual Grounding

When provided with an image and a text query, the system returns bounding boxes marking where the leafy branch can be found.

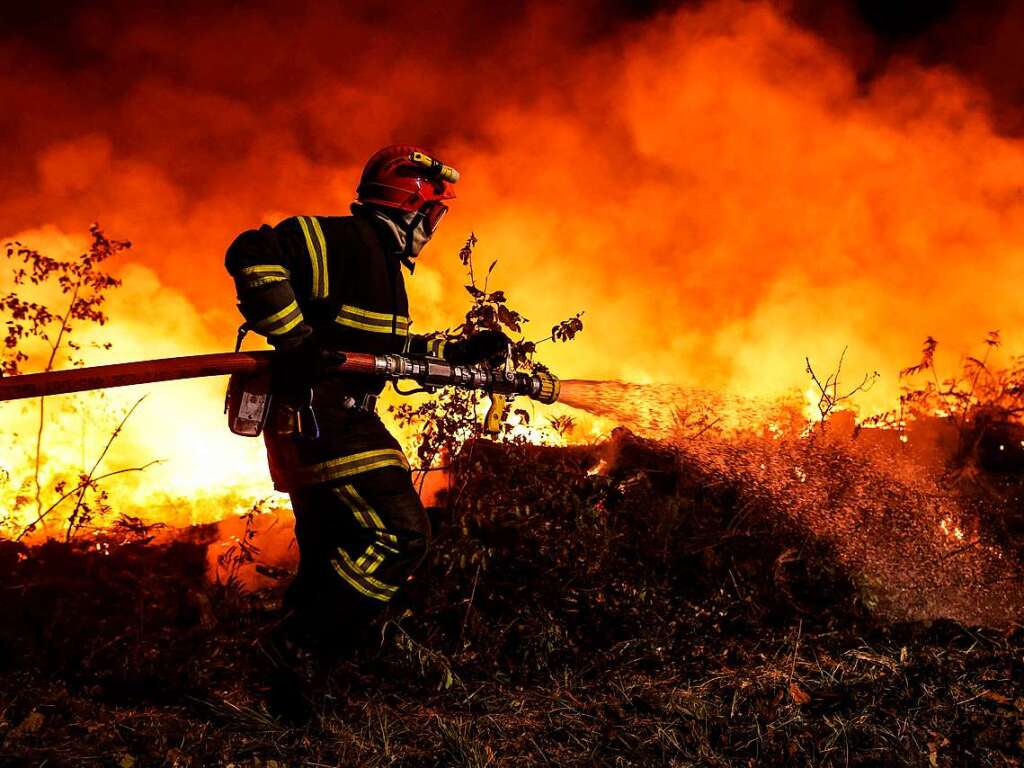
[876,331,1024,466]
[392,232,587,487]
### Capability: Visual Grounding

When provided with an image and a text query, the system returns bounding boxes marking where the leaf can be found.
[9,710,44,738]
[788,681,810,705]
[487,259,497,276]
[900,336,938,378]
[458,234,477,265]
[464,285,484,298]
[981,690,1011,705]
[498,304,521,332]
[478,305,498,329]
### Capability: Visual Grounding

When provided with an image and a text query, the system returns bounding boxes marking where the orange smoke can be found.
[3,0,1024,531]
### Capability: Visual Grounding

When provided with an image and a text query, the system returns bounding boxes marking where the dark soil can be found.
[0,432,1021,767]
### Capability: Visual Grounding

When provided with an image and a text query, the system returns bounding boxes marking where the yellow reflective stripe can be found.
[350,485,387,531]
[297,216,328,299]
[332,548,398,601]
[355,548,374,571]
[376,536,400,553]
[334,485,399,576]
[335,488,373,528]
[254,300,299,327]
[268,313,304,337]
[236,274,287,290]
[339,549,398,593]
[334,305,411,336]
[342,305,410,323]
[296,216,318,294]
[356,544,388,574]
[339,307,411,327]
[336,316,410,335]
[310,216,328,296]
[331,557,394,602]
[295,449,409,486]
[239,265,290,277]
[235,265,290,290]
[336,484,386,530]
[252,300,303,336]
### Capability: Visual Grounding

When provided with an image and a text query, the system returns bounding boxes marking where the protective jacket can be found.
[225,210,445,492]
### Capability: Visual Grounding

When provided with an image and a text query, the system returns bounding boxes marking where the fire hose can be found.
[0,349,561,434]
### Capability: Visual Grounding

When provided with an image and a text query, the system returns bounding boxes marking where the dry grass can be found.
[0,432,1021,766]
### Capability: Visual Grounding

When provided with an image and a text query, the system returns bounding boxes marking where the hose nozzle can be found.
[531,369,560,404]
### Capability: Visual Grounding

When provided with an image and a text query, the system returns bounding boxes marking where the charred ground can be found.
[0,430,1021,767]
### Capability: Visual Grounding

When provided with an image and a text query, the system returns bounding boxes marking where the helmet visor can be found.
[421,202,448,235]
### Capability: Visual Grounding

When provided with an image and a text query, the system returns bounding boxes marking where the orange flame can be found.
[3,1,1024,541]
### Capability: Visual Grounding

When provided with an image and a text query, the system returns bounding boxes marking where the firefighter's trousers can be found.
[282,466,430,652]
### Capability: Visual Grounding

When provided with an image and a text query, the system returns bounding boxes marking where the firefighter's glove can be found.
[271,335,327,397]
[445,330,511,366]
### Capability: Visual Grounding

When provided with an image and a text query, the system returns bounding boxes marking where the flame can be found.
[0,230,279,536]
[939,516,966,543]
[3,1,1024,555]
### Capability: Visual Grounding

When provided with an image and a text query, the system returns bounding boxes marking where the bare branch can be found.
[806,347,880,428]
[66,395,148,540]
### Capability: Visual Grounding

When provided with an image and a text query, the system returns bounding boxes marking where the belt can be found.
[268,392,378,437]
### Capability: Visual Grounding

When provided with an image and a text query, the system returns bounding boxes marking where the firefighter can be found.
[224,145,509,664]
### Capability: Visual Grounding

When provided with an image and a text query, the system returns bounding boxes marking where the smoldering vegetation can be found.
[1,428,1021,767]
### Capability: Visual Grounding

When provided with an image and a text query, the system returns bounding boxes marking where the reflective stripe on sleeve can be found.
[239,264,290,277]
[234,264,291,291]
[251,299,304,337]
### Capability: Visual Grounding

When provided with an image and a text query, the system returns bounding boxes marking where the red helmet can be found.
[356,144,458,214]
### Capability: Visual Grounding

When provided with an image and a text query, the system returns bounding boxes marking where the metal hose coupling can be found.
[366,352,558,404]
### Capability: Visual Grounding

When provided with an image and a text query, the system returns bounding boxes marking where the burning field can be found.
[2,0,1024,765]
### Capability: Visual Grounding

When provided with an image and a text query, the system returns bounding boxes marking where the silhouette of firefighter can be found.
[225,146,508,661]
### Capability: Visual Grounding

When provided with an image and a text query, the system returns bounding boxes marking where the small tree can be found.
[1,226,156,540]
[885,332,1024,466]
[391,232,584,488]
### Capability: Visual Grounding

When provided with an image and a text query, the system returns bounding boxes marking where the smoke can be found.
[3,0,1024,523]
[788,0,1024,136]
